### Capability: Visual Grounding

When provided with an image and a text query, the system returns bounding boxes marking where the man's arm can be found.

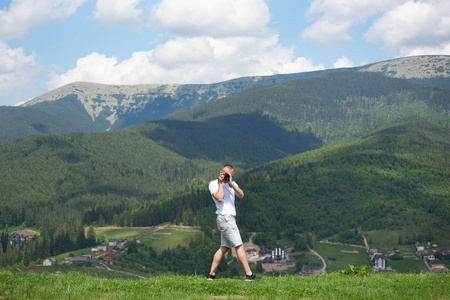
[213,180,225,202]
[230,181,244,198]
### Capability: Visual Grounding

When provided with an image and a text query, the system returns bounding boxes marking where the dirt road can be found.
[309,247,327,274]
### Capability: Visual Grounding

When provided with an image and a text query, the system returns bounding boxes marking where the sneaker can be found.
[245,273,261,281]
[206,274,215,280]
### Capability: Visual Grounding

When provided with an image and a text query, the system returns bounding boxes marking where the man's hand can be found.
[222,172,232,183]
[219,171,231,183]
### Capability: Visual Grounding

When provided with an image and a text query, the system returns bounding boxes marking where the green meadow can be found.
[93,224,202,253]
[1,270,448,300]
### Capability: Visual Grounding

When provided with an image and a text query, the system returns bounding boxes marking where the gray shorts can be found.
[216,214,243,249]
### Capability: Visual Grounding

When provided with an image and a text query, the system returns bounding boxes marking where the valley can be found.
[0,55,449,277]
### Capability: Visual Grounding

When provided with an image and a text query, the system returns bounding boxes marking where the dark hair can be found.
[223,164,233,169]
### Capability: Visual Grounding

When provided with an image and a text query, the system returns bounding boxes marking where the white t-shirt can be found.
[209,179,239,216]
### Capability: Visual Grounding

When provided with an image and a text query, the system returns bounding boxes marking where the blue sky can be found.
[1,0,449,106]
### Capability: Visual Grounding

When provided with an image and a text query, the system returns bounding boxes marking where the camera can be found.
[223,173,230,181]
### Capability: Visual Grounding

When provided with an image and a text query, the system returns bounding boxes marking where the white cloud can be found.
[333,56,355,68]
[151,0,270,38]
[47,0,325,90]
[0,0,87,41]
[94,0,143,25]
[365,0,450,52]
[399,43,450,57]
[47,35,324,90]
[302,0,405,45]
[303,0,450,57]
[0,43,42,97]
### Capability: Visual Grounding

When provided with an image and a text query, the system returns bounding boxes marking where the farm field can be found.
[93,224,202,253]
[389,258,428,273]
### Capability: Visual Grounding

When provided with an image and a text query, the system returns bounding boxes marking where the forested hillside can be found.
[0,106,82,142]
[170,72,449,145]
[128,121,449,240]
[0,114,320,232]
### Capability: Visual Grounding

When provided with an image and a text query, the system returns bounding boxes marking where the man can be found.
[206,164,260,281]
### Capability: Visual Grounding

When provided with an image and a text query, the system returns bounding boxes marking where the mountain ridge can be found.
[17,55,449,135]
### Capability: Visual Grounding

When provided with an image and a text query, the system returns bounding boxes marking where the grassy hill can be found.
[0,271,448,299]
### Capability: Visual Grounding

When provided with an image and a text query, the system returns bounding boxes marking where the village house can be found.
[8,233,30,246]
[425,254,436,262]
[92,246,108,254]
[114,243,125,251]
[111,243,125,254]
[373,254,386,270]
[43,258,57,266]
[63,256,89,265]
[108,239,117,247]
[103,252,114,264]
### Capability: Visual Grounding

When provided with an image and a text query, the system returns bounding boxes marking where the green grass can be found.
[1,270,448,299]
[389,259,428,274]
[365,230,403,248]
[314,243,371,273]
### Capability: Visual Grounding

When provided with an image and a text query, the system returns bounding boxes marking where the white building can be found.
[43,258,56,266]
[271,244,286,261]
[373,254,386,270]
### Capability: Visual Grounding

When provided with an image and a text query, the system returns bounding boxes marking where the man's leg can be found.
[209,246,229,276]
[235,244,252,276]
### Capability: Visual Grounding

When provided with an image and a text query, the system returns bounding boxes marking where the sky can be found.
[1,0,450,106]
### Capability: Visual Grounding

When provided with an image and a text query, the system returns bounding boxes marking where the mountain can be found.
[358,55,450,89]
[1,70,449,229]
[21,71,335,133]
[16,55,449,137]
[110,121,450,240]
[0,106,83,142]
[169,71,449,145]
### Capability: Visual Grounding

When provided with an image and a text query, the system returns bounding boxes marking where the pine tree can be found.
[23,246,30,267]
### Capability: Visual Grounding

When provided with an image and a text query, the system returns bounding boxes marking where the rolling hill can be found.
[133,121,449,240]
[0,113,320,230]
